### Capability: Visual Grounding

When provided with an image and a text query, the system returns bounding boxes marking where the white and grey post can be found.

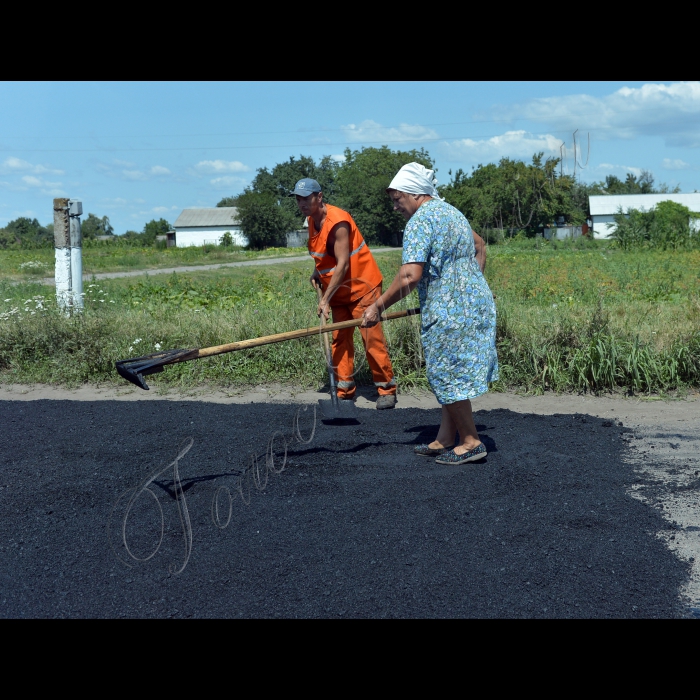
[53,198,83,313]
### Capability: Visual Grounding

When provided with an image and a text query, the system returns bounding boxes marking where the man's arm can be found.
[473,230,486,273]
[317,222,350,319]
[361,262,424,327]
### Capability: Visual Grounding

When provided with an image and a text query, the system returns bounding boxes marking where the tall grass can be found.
[1,249,699,394]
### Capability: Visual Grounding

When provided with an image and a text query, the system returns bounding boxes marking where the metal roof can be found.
[174,207,240,228]
[589,193,700,216]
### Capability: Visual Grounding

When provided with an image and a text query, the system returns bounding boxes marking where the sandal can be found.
[414,444,450,457]
[435,443,487,465]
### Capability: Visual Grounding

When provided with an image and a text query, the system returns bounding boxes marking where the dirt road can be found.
[38,248,403,285]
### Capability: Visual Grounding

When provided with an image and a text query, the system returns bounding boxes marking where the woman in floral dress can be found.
[361,163,498,464]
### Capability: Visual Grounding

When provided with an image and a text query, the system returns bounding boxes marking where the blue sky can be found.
[1,81,699,233]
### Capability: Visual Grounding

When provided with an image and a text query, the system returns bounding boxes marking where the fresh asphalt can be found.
[0,399,692,618]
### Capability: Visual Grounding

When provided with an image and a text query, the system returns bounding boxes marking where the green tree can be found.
[81,213,114,240]
[251,154,339,225]
[333,146,434,245]
[236,191,298,249]
[216,195,241,207]
[2,217,52,247]
[440,153,584,235]
[610,200,698,250]
[142,218,171,246]
[588,170,681,196]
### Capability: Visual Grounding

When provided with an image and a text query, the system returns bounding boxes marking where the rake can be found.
[115,308,421,391]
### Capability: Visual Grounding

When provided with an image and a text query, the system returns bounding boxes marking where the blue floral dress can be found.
[402,199,499,404]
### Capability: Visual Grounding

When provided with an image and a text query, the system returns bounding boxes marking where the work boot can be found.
[376,394,397,410]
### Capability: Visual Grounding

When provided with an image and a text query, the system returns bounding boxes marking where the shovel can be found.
[315,283,356,420]
[116,306,420,391]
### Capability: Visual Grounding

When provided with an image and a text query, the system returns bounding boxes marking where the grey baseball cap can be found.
[291,178,322,196]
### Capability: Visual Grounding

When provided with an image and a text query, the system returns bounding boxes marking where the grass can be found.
[0,243,310,281]
[1,244,699,395]
[0,241,402,281]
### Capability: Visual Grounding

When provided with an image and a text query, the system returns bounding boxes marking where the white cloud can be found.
[97,161,174,181]
[340,119,438,144]
[210,175,248,189]
[195,160,250,174]
[0,180,27,192]
[662,158,692,170]
[21,175,43,187]
[1,157,64,175]
[441,130,563,162]
[19,175,65,196]
[597,163,644,178]
[101,197,129,207]
[122,169,147,181]
[501,81,700,145]
[151,206,171,213]
[330,154,346,162]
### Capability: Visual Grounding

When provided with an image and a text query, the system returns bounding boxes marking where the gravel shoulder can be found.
[1,383,698,618]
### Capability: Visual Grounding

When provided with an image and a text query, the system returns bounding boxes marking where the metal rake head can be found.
[115,348,199,390]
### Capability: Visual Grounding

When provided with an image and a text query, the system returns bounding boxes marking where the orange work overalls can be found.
[308,205,396,399]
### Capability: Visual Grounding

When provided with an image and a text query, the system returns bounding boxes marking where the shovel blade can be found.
[318,397,357,420]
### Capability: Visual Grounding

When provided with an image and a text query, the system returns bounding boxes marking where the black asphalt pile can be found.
[0,399,691,618]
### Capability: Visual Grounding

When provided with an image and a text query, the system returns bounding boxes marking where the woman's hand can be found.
[361,302,381,328]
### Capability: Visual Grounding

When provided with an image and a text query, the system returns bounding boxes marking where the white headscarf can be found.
[387,162,444,200]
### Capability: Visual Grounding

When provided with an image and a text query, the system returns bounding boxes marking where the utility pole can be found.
[53,198,83,313]
[69,200,83,310]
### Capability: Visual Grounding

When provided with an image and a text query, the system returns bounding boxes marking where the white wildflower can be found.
[128,346,133,352]
[4,299,11,302]
[154,343,162,350]
[134,338,142,344]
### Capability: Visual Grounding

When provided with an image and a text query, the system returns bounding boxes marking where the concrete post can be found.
[53,198,72,313]
[69,200,83,310]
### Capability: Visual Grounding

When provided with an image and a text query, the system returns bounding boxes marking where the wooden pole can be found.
[196,308,420,359]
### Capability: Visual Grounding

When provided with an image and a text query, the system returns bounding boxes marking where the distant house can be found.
[286,217,310,248]
[172,207,247,247]
[589,193,700,239]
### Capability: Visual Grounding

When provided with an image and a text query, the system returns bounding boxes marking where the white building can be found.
[172,208,248,247]
[589,193,700,239]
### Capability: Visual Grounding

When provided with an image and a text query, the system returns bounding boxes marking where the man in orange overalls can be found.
[293,178,397,409]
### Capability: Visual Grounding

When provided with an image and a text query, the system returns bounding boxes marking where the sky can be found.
[1,81,699,233]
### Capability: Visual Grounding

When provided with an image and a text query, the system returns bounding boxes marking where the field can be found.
[1,239,699,394]
[0,243,312,282]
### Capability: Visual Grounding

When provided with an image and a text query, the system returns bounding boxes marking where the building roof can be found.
[173,207,240,228]
[589,193,700,216]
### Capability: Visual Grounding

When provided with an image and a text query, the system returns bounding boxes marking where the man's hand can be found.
[310,270,321,289]
[317,299,331,321]
[361,302,381,328]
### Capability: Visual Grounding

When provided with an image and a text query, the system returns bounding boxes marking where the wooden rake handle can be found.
[196,307,421,360]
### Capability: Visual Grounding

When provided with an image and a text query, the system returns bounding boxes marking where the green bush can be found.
[610,201,699,251]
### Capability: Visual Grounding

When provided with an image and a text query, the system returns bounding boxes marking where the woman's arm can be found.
[361,262,424,327]
[473,230,486,273]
